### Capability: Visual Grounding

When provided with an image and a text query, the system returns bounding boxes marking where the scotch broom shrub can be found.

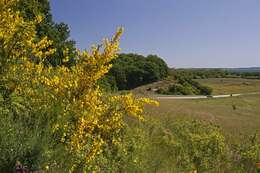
[0,1,158,172]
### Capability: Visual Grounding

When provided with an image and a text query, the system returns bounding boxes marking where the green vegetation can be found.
[196,78,260,94]
[148,94,260,138]
[103,53,169,90]
[137,68,260,96]
[170,68,230,79]
[17,0,77,66]
[126,119,228,172]
[171,68,260,80]
[157,77,213,95]
[1,1,153,172]
[1,1,260,172]
[122,94,260,173]
[101,57,260,96]
[142,95,260,172]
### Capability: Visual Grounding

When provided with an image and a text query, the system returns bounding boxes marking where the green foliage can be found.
[240,72,260,79]
[98,76,118,92]
[166,83,192,95]
[124,117,260,173]
[2,1,259,172]
[0,92,55,172]
[157,77,213,95]
[107,53,169,90]
[198,84,213,95]
[170,68,231,79]
[189,79,213,95]
[146,55,169,79]
[231,134,260,172]
[166,120,227,172]
[170,68,260,80]
[0,91,147,172]
[115,117,233,173]
[1,89,259,172]
[17,0,77,67]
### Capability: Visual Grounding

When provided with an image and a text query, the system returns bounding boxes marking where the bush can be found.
[0,2,159,171]
[98,75,118,92]
[198,85,213,95]
[130,118,228,173]
[160,77,213,95]
[129,116,260,173]
[168,84,193,95]
[0,92,58,172]
[167,120,227,172]
[231,134,260,172]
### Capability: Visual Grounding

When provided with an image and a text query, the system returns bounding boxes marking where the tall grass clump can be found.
[135,118,228,173]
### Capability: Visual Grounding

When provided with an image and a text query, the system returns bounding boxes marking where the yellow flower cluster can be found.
[0,0,158,171]
[0,0,55,69]
[112,93,159,121]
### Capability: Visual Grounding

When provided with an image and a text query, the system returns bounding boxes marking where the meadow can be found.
[136,93,260,172]
[147,94,260,140]
[196,78,260,95]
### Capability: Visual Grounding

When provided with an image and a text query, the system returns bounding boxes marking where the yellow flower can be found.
[0,2,157,170]
[45,165,49,170]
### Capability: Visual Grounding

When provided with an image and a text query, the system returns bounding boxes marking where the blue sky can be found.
[50,0,260,68]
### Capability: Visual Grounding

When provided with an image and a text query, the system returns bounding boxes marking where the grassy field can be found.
[134,78,260,96]
[196,78,260,95]
[146,94,260,142]
[132,82,260,172]
[136,78,260,139]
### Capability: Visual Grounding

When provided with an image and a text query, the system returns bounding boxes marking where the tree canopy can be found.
[106,53,169,90]
[17,0,77,66]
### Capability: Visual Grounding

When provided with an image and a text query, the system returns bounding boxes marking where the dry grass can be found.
[133,78,260,141]
[146,94,260,142]
[196,78,260,94]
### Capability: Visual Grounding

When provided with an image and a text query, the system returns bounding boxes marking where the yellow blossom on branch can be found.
[0,1,158,171]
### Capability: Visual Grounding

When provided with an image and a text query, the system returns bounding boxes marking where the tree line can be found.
[100,53,169,91]
[170,68,260,80]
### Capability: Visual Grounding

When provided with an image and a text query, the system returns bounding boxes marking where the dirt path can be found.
[156,92,260,100]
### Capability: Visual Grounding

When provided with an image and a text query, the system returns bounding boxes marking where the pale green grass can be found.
[196,78,260,95]
[146,94,260,142]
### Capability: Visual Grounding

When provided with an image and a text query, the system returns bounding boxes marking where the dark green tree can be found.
[142,61,161,83]
[146,54,169,78]
[109,64,128,90]
[17,0,76,66]
[106,53,169,90]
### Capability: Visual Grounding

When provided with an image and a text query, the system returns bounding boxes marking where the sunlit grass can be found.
[146,94,260,142]
[196,78,260,95]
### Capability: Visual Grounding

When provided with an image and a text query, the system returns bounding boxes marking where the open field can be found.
[196,78,260,95]
[133,78,260,96]
[146,94,260,142]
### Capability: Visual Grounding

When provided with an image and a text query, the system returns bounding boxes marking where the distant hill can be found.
[225,67,260,73]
